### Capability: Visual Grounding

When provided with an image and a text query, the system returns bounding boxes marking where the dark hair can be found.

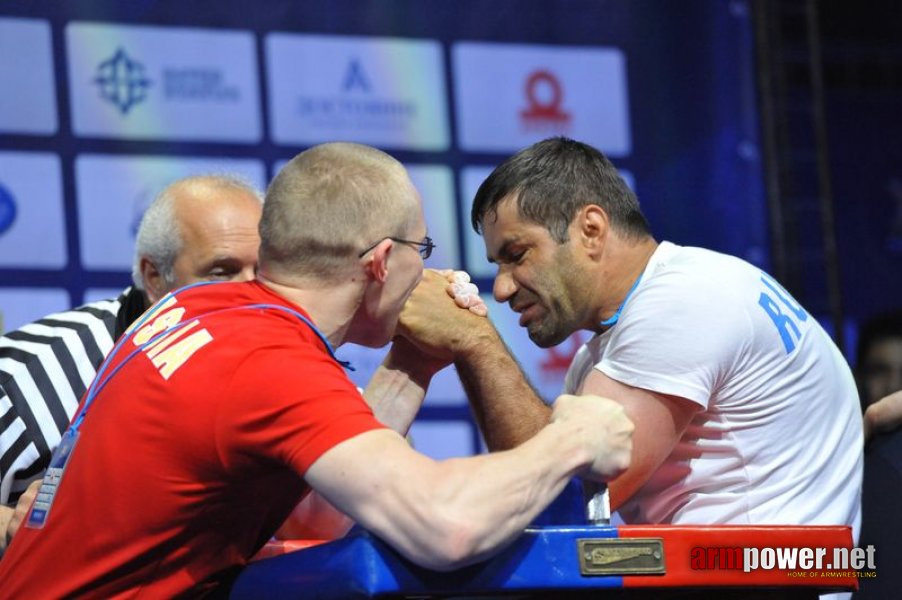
[856,309,902,368]
[855,309,902,409]
[471,137,651,242]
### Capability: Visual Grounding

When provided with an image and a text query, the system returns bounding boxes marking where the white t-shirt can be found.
[564,242,862,537]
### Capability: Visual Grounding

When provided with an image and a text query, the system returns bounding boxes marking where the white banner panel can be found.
[66,22,261,142]
[0,18,57,135]
[266,34,449,150]
[75,154,266,270]
[453,42,631,156]
[459,166,497,279]
[405,165,460,270]
[0,289,70,334]
[0,152,65,268]
[84,288,126,304]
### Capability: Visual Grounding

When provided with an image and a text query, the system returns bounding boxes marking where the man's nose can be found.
[493,268,517,303]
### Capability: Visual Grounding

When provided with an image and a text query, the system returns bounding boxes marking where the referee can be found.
[0,175,262,553]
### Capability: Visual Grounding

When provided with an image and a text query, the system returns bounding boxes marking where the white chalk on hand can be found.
[451,282,479,297]
[452,271,471,285]
[453,290,478,307]
[444,270,487,316]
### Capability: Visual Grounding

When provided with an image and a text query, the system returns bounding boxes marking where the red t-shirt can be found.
[0,281,385,598]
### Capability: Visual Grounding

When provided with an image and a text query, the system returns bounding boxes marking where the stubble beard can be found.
[526,249,587,349]
[526,298,579,348]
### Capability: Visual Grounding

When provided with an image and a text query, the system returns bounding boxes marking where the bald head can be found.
[133,175,263,303]
[260,142,419,283]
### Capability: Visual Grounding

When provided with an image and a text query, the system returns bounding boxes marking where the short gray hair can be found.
[131,174,263,290]
[260,143,417,282]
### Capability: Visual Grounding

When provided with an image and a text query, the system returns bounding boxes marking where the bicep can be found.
[579,368,700,509]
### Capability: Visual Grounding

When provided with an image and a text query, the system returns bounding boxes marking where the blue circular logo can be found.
[0,183,17,235]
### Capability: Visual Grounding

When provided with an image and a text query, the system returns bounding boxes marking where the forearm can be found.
[455,326,551,450]
[357,423,591,570]
[306,396,630,572]
[312,346,439,539]
[426,422,589,563]
[362,348,439,435]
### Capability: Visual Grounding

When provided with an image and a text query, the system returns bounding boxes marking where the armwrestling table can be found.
[230,481,857,599]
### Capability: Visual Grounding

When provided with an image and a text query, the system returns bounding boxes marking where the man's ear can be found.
[575,204,609,252]
[140,257,166,304]
[364,239,393,284]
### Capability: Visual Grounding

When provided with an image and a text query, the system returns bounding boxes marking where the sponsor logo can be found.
[70,24,260,141]
[691,545,877,578]
[93,47,241,115]
[0,152,64,268]
[520,69,571,132]
[0,183,16,235]
[342,58,371,92]
[93,48,152,114]
[296,58,416,130]
[266,34,447,149]
[162,67,240,102]
[453,43,630,155]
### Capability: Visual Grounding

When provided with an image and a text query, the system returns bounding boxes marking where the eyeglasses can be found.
[358,236,435,260]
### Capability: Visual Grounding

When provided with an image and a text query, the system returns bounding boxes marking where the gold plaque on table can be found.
[577,538,665,575]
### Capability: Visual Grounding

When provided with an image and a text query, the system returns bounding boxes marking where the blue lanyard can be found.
[71,282,352,433]
[598,272,643,328]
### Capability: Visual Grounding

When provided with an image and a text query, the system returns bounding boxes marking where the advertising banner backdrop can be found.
[453,42,631,155]
[266,34,449,151]
[0,152,65,268]
[0,18,57,135]
[0,289,70,333]
[66,22,261,142]
[75,155,266,270]
[0,0,767,460]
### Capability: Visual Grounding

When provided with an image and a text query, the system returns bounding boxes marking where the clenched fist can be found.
[397,269,491,362]
[550,394,633,481]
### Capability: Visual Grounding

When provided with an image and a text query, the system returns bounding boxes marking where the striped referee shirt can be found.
[0,287,145,505]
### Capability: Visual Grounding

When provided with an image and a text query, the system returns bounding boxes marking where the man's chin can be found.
[526,325,568,349]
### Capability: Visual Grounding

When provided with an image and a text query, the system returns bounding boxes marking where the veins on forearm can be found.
[454,338,550,451]
[363,364,429,435]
